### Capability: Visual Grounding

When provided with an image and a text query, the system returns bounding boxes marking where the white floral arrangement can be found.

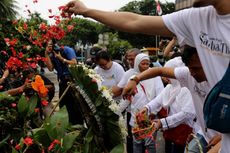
[68,64,127,152]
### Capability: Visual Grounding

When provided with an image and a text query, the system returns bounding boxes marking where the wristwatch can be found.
[130,75,140,84]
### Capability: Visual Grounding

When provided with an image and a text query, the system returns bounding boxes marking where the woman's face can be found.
[97,59,112,70]
[138,59,150,72]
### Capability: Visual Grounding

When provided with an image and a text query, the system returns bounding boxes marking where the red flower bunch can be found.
[2,2,75,73]
[6,57,23,71]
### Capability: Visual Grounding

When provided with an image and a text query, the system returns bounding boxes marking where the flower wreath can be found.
[68,64,127,152]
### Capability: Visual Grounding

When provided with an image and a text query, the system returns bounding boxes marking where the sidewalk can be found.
[43,68,59,112]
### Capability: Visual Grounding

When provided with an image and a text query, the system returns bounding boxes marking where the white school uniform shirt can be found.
[145,81,197,131]
[145,57,198,132]
[163,6,230,152]
[119,53,164,127]
[174,67,219,142]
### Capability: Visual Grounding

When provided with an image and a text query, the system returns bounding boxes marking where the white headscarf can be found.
[133,53,150,73]
[162,57,185,108]
[133,53,158,101]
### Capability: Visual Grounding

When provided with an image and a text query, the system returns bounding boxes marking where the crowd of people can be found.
[62,0,228,152]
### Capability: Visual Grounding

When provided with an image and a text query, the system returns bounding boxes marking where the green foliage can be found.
[116,0,175,48]
[44,106,69,140]
[0,0,18,20]
[0,92,15,102]
[60,18,104,47]
[106,33,132,59]
[110,144,124,153]
[17,95,38,117]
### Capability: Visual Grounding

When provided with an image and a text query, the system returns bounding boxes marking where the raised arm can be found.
[65,0,174,37]
[122,67,176,97]
[163,37,177,58]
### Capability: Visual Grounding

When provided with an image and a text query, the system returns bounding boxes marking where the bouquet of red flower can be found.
[132,111,157,140]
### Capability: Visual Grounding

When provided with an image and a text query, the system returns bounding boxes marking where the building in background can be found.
[175,0,194,10]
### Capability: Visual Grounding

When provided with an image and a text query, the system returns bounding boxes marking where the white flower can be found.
[26,45,31,50]
[119,116,128,139]
[109,101,120,114]
[101,87,113,102]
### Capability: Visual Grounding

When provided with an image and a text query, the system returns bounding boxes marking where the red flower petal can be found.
[23,137,33,146]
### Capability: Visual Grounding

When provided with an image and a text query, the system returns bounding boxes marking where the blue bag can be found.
[203,63,230,133]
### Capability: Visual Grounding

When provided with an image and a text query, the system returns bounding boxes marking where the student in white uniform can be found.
[138,57,197,153]
[119,53,164,153]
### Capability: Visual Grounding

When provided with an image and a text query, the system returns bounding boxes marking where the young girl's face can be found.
[138,59,150,72]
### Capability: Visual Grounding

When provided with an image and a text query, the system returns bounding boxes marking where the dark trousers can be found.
[59,80,83,125]
[127,112,133,153]
[165,140,185,153]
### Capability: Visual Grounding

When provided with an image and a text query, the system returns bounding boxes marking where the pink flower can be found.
[11,103,17,107]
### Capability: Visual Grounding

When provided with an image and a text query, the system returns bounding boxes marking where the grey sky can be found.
[16,0,175,23]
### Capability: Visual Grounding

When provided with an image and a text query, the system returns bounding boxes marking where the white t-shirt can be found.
[163,6,230,152]
[174,67,219,142]
[117,68,135,88]
[94,61,125,89]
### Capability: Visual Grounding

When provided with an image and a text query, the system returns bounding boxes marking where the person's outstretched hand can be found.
[122,80,137,99]
[65,0,89,16]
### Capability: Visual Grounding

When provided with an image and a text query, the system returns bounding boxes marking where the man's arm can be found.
[65,0,174,37]
[44,45,54,71]
[0,69,9,84]
[111,86,123,97]
[122,67,175,96]
[54,52,77,65]
[163,37,177,58]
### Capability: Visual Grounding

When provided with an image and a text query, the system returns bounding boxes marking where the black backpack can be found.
[203,62,230,133]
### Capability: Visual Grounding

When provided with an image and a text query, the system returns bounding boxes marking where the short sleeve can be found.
[64,47,77,60]
[117,69,135,88]
[117,75,128,88]
[162,8,196,47]
[115,63,125,84]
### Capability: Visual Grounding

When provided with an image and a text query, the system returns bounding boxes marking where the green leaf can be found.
[95,96,102,107]
[63,131,80,151]
[83,142,90,153]
[27,95,38,116]
[17,95,28,116]
[32,128,51,148]
[110,144,124,153]
[44,106,69,139]
[11,147,18,153]
[0,134,10,148]
[0,92,15,102]
[85,126,93,143]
